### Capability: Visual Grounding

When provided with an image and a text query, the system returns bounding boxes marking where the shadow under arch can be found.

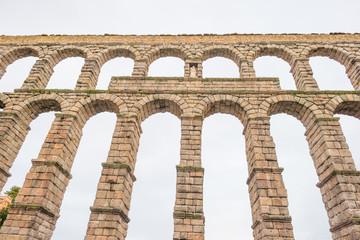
[0,46,42,80]
[259,94,323,127]
[250,45,297,66]
[133,94,188,123]
[201,46,243,69]
[96,46,139,66]
[196,95,254,125]
[143,46,189,76]
[306,45,352,67]
[15,93,67,126]
[69,94,127,128]
[326,94,360,119]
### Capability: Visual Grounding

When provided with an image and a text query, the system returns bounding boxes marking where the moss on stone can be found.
[117,114,138,120]
[177,165,204,172]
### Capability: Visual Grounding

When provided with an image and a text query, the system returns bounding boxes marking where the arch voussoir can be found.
[133,94,187,123]
[326,94,360,119]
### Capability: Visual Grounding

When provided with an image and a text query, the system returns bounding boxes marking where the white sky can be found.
[1,1,360,239]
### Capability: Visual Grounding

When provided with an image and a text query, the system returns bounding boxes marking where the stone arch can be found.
[305,45,357,89]
[24,46,92,89]
[86,46,139,88]
[133,94,188,123]
[14,93,68,125]
[96,46,139,66]
[47,46,91,61]
[44,46,90,72]
[250,45,297,65]
[143,46,189,75]
[196,95,255,125]
[249,46,304,88]
[259,94,324,126]
[0,46,42,80]
[325,94,360,119]
[69,94,128,127]
[305,45,353,67]
[200,45,243,68]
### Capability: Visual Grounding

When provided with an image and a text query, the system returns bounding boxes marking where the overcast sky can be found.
[1,1,360,239]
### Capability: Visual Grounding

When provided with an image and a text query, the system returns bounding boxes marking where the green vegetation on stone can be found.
[0,186,20,228]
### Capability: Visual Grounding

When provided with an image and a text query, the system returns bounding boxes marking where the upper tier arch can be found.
[143,46,190,75]
[305,45,353,67]
[249,45,297,66]
[95,46,139,66]
[200,45,243,68]
[0,46,42,80]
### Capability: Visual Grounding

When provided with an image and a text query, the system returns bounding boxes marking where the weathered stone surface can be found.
[0,33,359,239]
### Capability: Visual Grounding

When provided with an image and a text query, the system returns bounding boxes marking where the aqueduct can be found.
[0,34,360,239]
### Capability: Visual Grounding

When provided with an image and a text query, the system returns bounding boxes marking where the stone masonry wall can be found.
[0,33,359,239]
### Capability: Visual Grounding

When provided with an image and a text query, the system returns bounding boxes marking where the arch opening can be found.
[0,57,38,92]
[126,113,180,240]
[136,97,183,124]
[147,57,184,77]
[309,56,353,90]
[202,57,239,78]
[2,112,56,194]
[51,112,117,240]
[202,113,252,239]
[201,98,250,125]
[18,98,63,126]
[270,114,331,239]
[46,57,85,89]
[96,57,134,90]
[254,56,296,90]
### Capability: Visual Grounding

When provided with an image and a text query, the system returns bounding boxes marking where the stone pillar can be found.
[0,66,5,81]
[305,117,360,240]
[184,60,202,78]
[346,59,360,90]
[173,116,204,240]
[21,58,54,89]
[240,60,256,78]
[243,117,294,240]
[85,116,141,240]
[132,61,147,77]
[290,58,319,91]
[0,113,82,240]
[75,59,101,90]
[0,112,30,192]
